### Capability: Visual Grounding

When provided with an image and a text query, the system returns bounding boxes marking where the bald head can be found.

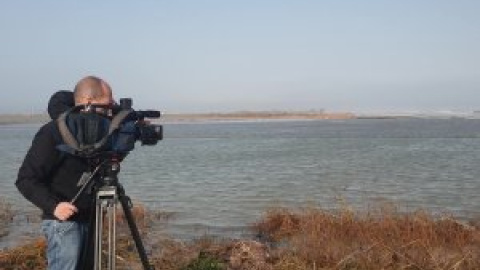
[73,76,113,106]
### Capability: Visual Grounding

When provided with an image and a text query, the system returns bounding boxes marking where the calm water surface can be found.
[1,118,479,247]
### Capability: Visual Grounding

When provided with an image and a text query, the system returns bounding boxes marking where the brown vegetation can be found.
[1,204,479,270]
[0,238,47,269]
[0,199,14,238]
[254,206,480,270]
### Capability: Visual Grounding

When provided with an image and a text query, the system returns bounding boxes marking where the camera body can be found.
[111,98,163,154]
[56,97,163,159]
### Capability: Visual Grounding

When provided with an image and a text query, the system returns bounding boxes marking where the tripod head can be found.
[97,157,121,187]
[70,156,124,206]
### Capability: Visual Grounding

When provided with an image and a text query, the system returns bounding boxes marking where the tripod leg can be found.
[94,196,104,269]
[118,191,154,270]
[107,199,116,270]
[94,186,118,270]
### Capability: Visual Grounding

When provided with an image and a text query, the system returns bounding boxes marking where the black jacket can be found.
[16,91,94,222]
[16,121,94,222]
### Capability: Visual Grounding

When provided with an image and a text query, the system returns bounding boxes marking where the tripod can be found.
[73,158,155,270]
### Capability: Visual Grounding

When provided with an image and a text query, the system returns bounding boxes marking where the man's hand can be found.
[54,202,78,221]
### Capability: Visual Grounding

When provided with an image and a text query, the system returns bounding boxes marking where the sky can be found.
[0,0,479,114]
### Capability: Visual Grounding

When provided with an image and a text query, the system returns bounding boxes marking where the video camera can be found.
[55,96,163,159]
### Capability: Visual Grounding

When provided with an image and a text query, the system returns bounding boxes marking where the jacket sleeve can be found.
[16,123,61,215]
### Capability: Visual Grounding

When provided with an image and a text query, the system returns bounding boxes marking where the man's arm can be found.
[15,123,62,215]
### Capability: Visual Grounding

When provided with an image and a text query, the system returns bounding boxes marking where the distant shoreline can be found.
[2,111,478,125]
[0,111,356,125]
[0,114,50,125]
[161,111,356,122]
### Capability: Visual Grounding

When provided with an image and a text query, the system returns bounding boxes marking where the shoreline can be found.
[3,111,479,126]
[0,111,356,125]
[3,111,480,126]
[0,114,50,125]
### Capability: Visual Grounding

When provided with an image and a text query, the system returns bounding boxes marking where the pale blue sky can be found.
[0,0,479,114]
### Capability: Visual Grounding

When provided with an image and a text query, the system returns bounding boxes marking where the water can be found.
[1,118,480,246]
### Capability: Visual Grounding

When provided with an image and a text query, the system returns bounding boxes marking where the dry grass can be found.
[253,206,480,270]
[0,238,47,270]
[0,199,14,238]
[1,204,479,270]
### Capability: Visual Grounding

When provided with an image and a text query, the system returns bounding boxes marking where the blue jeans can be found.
[41,220,88,270]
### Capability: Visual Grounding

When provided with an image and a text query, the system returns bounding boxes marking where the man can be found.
[16,76,115,270]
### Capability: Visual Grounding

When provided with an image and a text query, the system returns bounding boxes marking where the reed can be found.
[253,206,480,270]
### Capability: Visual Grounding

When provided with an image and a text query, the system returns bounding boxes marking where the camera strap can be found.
[56,107,133,157]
